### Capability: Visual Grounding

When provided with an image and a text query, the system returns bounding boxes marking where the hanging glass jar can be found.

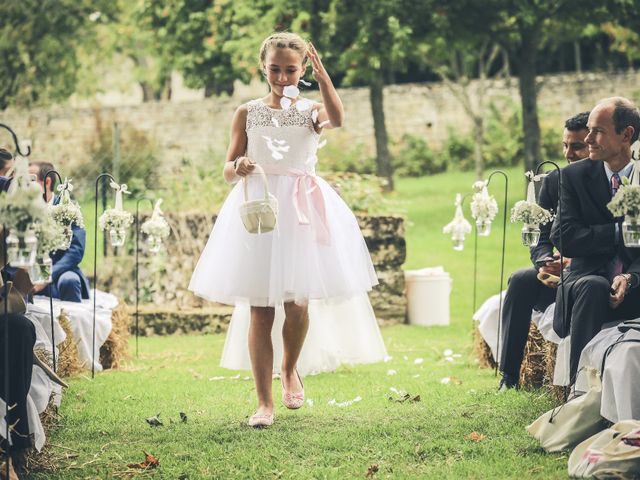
[622,216,640,248]
[30,257,52,284]
[452,231,466,251]
[146,234,162,253]
[110,227,126,247]
[521,224,541,247]
[7,228,38,267]
[476,220,492,237]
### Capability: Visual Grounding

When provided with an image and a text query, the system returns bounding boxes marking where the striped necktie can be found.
[611,173,621,197]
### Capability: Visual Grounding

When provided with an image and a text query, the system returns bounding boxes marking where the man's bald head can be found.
[595,96,640,143]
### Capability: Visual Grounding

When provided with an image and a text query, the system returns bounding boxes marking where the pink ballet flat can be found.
[281,370,305,409]
[248,412,274,428]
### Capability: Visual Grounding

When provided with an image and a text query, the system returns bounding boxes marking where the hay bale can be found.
[519,323,549,388]
[474,324,497,369]
[99,301,130,370]
[56,310,82,378]
[20,397,61,477]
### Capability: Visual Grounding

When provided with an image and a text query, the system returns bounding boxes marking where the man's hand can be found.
[538,256,570,276]
[31,283,46,295]
[610,275,629,309]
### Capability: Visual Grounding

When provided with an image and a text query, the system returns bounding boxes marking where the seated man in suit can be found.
[498,112,590,390]
[551,96,640,384]
[28,162,90,303]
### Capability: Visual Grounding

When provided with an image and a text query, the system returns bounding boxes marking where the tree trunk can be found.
[140,81,156,102]
[369,73,394,191]
[473,116,484,180]
[573,40,582,73]
[516,38,542,173]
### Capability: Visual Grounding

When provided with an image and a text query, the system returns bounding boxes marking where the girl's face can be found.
[264,48,306,97]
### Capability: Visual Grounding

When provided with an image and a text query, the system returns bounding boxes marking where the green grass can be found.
[30,168,569,479]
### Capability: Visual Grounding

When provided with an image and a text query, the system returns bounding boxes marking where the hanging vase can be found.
[146,234,162,253]
[452,231,465,251]
[31,257,52,284]
[521,223,541,247]
[7,228,38,267]
[109,227,126,247]
[622,216,640,248]
[476,219,491,237]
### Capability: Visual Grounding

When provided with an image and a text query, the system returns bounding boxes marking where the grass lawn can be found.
[30,167,570,479]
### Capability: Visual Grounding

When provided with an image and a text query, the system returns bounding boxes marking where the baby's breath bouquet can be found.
[98,181,133,247]
[33,214,68,257]
[98,208,133,231]
[443,193,472,250]
[50,178,84,228]
[510,200,554,225]
[607,176,640,218]
[0,183,48,231]
[141,200,170,239]
[470,180,498,236]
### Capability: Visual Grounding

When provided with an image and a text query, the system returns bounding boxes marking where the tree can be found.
[0,0,116,109]
[442,0,633,172]
[326,0,428,191]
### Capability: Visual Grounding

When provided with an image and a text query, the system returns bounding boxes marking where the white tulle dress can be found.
[188,98,388,375]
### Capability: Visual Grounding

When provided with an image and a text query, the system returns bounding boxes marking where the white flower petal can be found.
[384,355,393,363]
[317,139,327,150]
[414,358,424,365]
[403,355,409,361]
[387,369,397,376]
[412,374,420,378]
[280,97,292,110]
[443,349,453,357]
[306,399,314,406]
[445,356,454,362]
[283,85,300,98]
[271,151,284,160]
[311,110,319,123]
[440,377,451,384]
[208,376,225,381]
[272,117,279,128]
[295,99,313,112]
[389,387,400,394]
[299,79,312,87]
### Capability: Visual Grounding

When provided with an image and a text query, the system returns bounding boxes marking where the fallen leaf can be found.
[466,432,486,442]
[128,451,160,470]
[145,414,163,427]
[180,412,187,423]
[365,464,379,477]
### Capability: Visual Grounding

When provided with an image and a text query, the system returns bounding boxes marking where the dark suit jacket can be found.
[530,169,560,265]
[550,158,640,336]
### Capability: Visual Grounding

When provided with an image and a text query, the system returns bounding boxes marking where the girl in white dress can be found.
[189,33,387,427]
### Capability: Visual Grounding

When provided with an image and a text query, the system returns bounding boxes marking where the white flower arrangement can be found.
[98,208,133,231]
[141,200,170,239]
[443,194,472,236]
[470,180,498,223]
[50,178,84,228]
[510,200,554,225]
[33,214,68,256]
[0,174,47,231]
[607,176,640,218]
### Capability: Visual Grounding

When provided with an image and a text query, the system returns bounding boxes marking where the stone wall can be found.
[101,212,407,325]
[3,71,640,169]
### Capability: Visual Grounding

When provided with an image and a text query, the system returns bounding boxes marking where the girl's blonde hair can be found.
[259,32,309,70]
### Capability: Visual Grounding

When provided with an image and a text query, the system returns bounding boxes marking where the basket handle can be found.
[242,163,269,202]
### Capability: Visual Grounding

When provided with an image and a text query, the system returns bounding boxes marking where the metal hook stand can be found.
[92,173,117,379]
[0,123,30,478]
[134,197,154,357]
[486,170,508,377]
[43,170,63,373]
[535,161,565,340]
[460,193,479,325]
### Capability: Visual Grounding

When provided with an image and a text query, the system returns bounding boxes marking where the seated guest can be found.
[28,162,90,303]
[0,149,13,177]
[551,97,640,384]
[498,112,590,390]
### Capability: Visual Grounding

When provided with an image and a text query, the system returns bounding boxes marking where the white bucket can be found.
[404,267,452,326]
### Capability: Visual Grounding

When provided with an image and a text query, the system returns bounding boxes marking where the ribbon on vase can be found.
[56,177,74,204]
[109,181,130,211]
[151,199,164,220]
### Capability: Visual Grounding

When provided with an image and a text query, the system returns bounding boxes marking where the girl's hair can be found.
[259,32,309,70]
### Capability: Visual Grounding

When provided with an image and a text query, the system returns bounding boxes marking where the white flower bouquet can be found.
[50,178,84,228]
[607,176,640,218]
[510,200,554,225]
[0,182,48,231]
[443,194,472,250]
[470,180,498,223]
[33,214,68,256]
[98,208,133,231]
[141,200,170,240]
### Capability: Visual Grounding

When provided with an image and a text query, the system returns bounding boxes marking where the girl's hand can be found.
[235,157,256,177]
[308,43,331,85]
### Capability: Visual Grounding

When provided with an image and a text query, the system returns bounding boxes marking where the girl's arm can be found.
[223,105,255,183]
[308,43,344,130]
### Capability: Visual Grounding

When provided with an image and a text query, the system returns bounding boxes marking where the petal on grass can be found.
[414,358,424,365]
[387,369,397,376]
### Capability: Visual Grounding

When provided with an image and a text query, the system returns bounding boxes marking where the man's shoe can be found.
[498,373,519,392]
